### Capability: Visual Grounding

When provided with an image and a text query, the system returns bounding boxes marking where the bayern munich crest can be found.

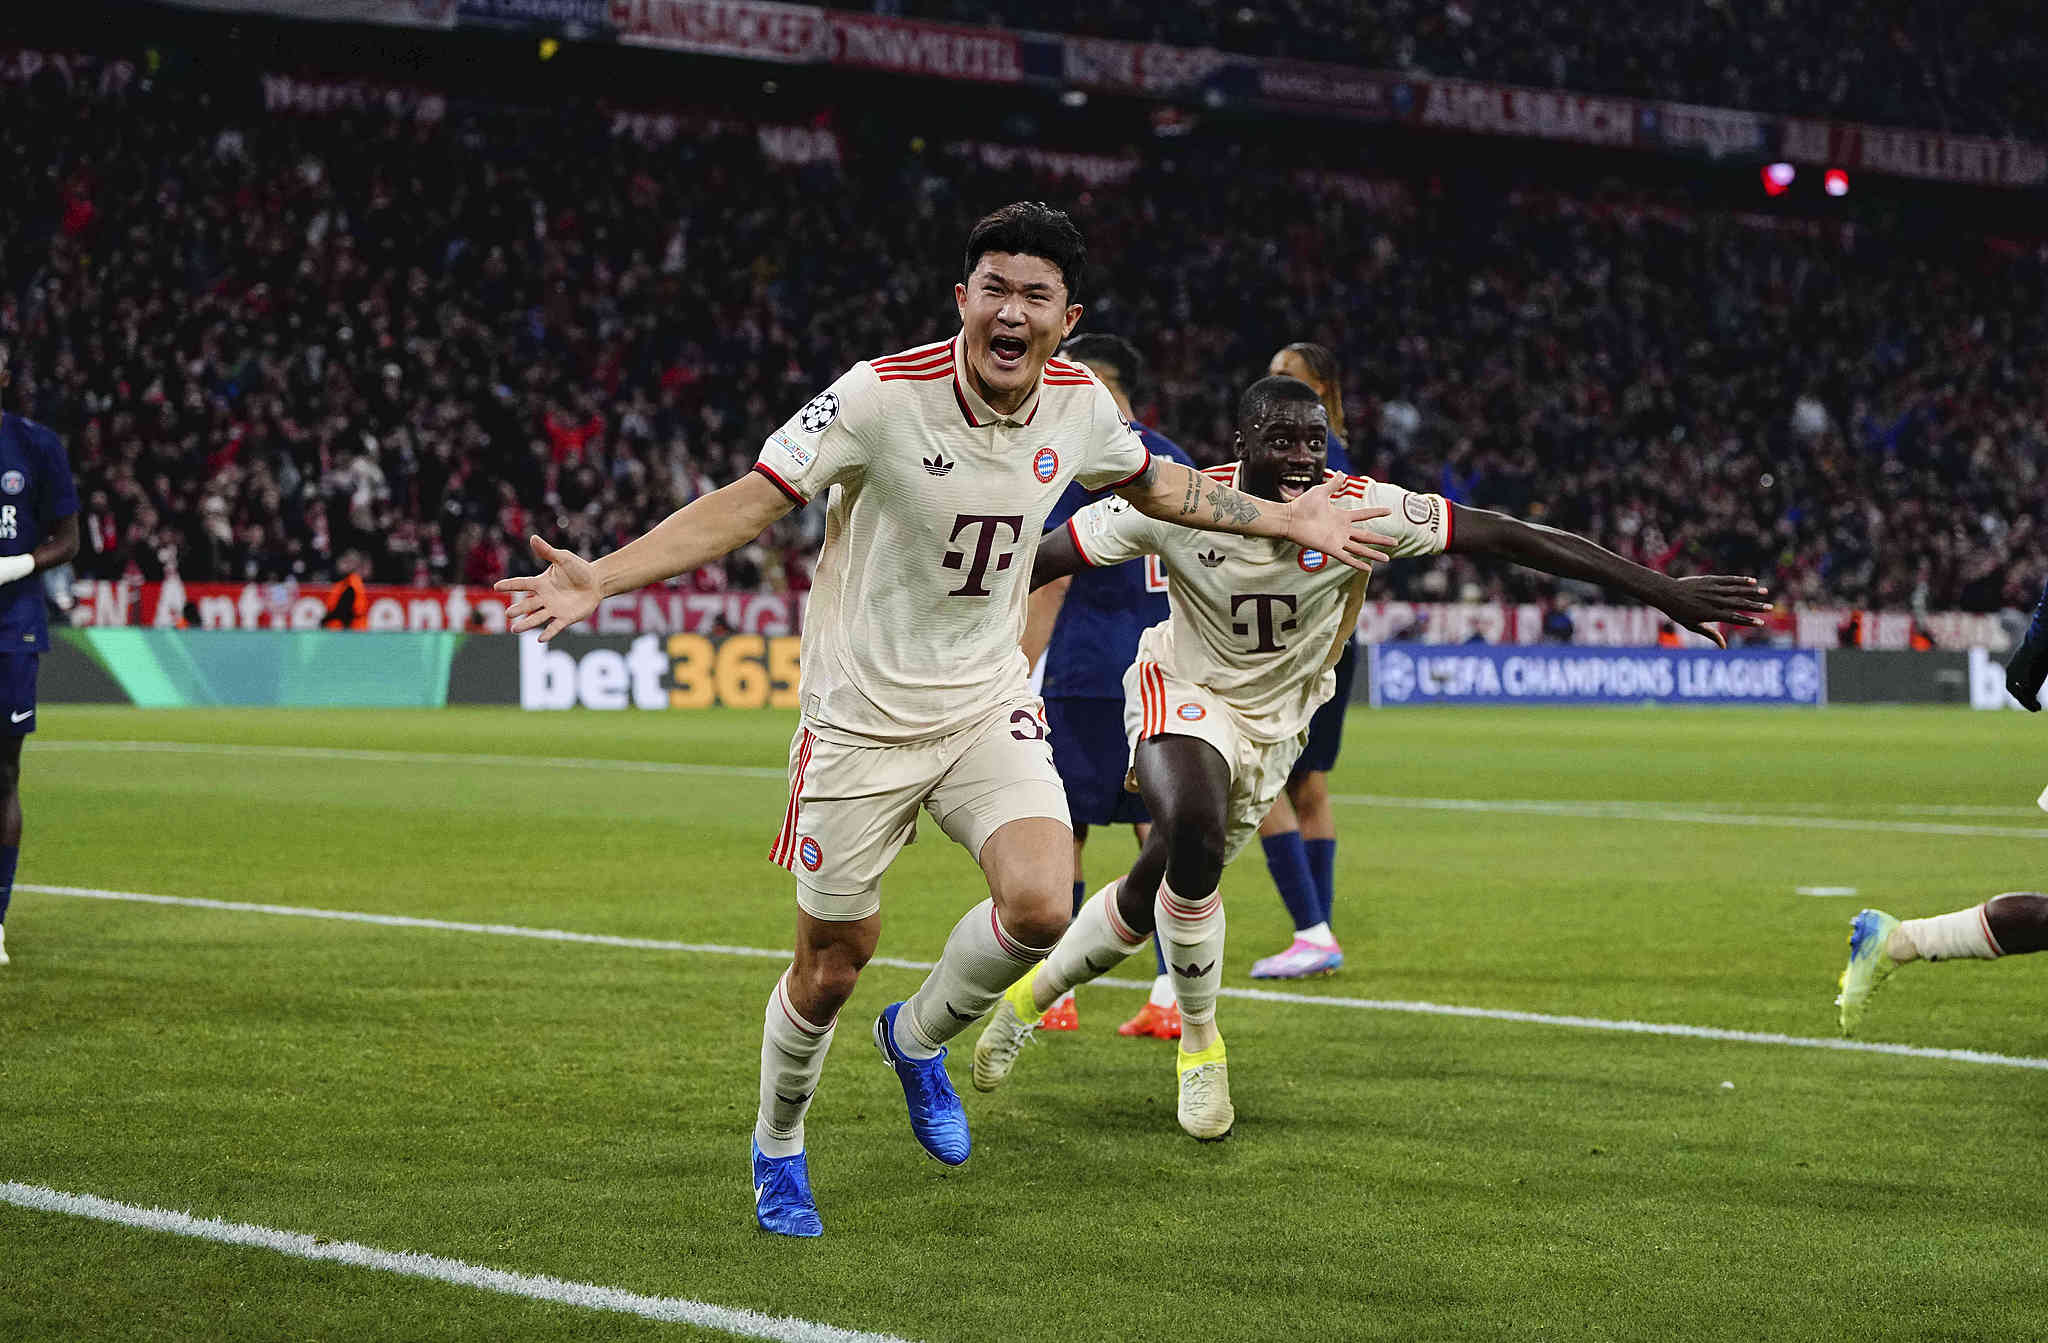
[1176,702,1207,722]
[798,392,839,433]
[1032,447,1059,483]
[0,471,22,495]
[1297,548,1329,572]
[797,836,824,871]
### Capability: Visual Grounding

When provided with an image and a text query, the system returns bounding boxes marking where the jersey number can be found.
[1009,708,1047,741]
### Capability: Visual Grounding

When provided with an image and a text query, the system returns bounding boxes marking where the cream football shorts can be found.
[1122,657,1309,867]
[770,699,1071,921]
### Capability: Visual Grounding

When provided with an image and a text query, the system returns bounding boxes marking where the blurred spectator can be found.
[903,0,2048,140]
[3,55,2045,620]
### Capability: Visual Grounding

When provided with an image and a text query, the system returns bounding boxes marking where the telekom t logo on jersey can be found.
[1230,593,1299,652]
[941,514,1025,597]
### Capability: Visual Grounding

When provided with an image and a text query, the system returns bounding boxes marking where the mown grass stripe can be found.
[42,740,2048,833]
[27,884,2048,1073]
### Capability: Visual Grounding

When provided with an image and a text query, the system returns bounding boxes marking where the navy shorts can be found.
[1292,639,1357,778]
[0,652,37,735]
[1046,696,1150,829]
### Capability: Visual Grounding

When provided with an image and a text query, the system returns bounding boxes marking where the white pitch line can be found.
[1327,793,2048,841]
[27,883,2048,1073]
[1796,886,1861,897]
[0,1182,913,1343]
[40,740,2048,836]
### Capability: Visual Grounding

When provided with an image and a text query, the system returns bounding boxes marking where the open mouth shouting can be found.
[988,332,1030,372]
[1277,466,1320,501]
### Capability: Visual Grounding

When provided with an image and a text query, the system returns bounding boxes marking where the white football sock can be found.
[1157,880,1225,1027]
[1892,905,2002,963]
[755,969,836,1159]
[1147,974,1175,1008]
[1297,921,1336,948]
[1035,880,1149,1011]
[900,898,1054,1057]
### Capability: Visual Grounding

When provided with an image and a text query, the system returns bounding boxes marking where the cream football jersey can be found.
[756,337,1152,745]
[1069,462,1451,742]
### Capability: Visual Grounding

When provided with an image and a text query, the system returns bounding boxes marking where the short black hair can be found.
[964,201,1086,303]
[1059,333,1142,398]
[1239,375,1326,430]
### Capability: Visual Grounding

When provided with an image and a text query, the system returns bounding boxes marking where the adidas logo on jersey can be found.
[1196,549,1225,568]
[923,452,956,477]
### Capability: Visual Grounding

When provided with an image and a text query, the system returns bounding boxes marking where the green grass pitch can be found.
[3,704,2045,1341]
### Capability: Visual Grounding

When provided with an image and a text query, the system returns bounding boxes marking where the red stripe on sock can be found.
[1100,883,1146,948]
[776,974,833,1038]
[1978,903,2005,957]
[989,906,1052,963]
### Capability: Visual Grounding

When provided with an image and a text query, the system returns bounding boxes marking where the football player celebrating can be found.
[1251,341,1357,981]
[974,374,1771,1139]
[1024,333,1195,1040]
[501,205,1397,1236]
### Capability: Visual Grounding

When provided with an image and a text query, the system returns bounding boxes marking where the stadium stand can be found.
[3,52,2044,613]
[896,0,2048,142]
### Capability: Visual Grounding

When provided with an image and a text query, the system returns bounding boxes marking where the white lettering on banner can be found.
[70,581,801,634]
[949,141,1140,186]
[607,0,831,62]
[831,15,1021,81]
[1257,63,1389,114]
[260,74,446,122]
[1968,647,2028,711]
[1421,79,1634,146]
[1657,102,1765,158]
[1063,38,1229,95]
[756,124,840,165]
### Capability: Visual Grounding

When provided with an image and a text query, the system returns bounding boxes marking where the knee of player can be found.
[1162,818,1227,892]
[0,762,19,800]
[997,892,1072,950]
[797,952,865,1009]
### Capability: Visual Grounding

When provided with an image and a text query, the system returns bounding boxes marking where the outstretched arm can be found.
[1448,504,1771,648]
[497,470,795,640]
[1115,457,1395,572]
[1029,523,1091,593]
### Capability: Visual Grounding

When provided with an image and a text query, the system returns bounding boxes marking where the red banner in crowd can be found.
[829,12,1023,83]
[1418,77,1636,147]
[69,580,806,635]
[1781,118,2048,188]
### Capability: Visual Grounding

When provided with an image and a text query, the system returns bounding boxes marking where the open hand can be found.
[495,535,601,641]
[1659,575,1774,649]
[1287,478,1398,571]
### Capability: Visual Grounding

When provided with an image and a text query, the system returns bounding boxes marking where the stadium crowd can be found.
[895,0,2048,143]
[4,64,2046,616]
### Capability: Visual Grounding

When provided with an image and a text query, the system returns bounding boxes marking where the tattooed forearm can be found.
[1177,468,1200,517]
[1206,482,1263,526]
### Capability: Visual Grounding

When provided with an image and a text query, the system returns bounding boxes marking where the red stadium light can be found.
[1761,162,1795,197]
[1824,168,1850,197]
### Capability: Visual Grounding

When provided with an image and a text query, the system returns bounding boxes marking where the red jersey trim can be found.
[1066,516,1103,567]
[1100,457,1151,491]
[751,462,809,507]
[870,340,952,369]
